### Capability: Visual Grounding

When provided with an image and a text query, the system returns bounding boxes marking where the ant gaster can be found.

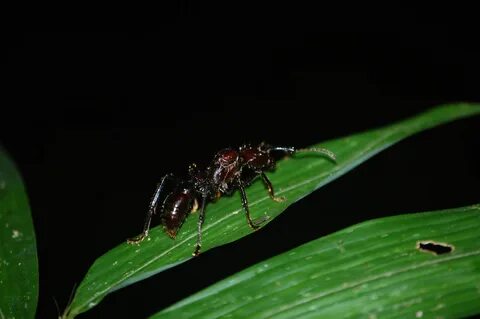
[127,142,336,256]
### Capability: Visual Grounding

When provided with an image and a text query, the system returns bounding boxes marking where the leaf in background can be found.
[0,148,38,319]
[152,205,480,319]
[63,103,480,318]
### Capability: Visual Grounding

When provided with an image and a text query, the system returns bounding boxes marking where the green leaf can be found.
[63,103,480,318]
[0,148,38,319]
[152,204,480,319]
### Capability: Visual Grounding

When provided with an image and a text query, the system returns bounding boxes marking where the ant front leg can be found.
[127,174,173,245]
[193,194,207,256]
[260,172,285,203]
[238,178,269,230]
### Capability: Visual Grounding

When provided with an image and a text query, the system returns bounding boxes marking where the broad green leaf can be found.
[0,148,38,319]
[152,205,480,319]
[63,103,480,318]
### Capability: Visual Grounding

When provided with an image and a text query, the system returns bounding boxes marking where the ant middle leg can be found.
[260,172,285,203]
[127,174,173,245]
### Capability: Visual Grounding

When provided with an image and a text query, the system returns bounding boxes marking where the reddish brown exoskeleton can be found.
[127,142,336,256]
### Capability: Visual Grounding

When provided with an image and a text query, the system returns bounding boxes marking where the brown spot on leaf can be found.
[416,241,454,255]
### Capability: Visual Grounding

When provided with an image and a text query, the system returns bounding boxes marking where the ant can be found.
[127,142,336,256]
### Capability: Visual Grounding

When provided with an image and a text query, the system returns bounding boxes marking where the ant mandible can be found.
[127,142,336,256]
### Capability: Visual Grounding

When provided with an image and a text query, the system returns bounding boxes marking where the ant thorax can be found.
[210,148,242,194]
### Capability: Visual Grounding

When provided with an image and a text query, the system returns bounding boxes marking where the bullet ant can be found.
[127,142,336,256]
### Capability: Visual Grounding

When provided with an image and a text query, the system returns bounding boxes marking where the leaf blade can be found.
[0,149,39,319]
[65,103,480,317]
[153,205,480,319]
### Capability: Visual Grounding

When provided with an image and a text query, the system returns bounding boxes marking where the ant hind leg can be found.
[127,173,174,245]
[193,195,207,256]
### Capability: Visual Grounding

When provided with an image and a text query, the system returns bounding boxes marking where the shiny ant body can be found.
[128,142,336,256]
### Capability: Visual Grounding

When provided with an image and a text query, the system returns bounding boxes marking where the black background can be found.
[2,7,480,319]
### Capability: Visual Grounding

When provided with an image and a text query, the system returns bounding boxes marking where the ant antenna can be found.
[297,147,336,162]
[271,146,336,162]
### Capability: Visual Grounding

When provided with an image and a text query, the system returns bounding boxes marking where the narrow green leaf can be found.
[64,103,480,318]
[0,148,38,319]
[152,205,480,319]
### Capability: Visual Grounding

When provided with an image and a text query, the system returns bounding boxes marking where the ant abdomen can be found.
[160,188,196,239]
